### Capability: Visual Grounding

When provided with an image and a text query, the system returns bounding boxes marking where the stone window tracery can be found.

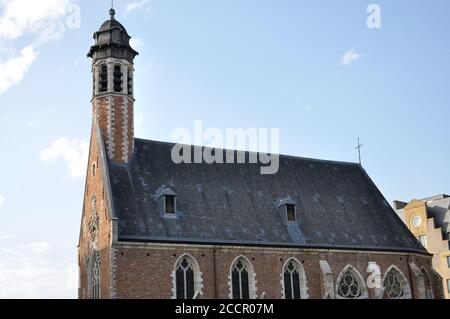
[283,260,301,299]
[173,255,203,299]
[384,269,404,299]
[337,269,362,299]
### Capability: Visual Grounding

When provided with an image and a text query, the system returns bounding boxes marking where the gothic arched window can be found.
[99,64,108,92]
[90,252,100,299]
[336,266,368,299]
[230,257,256,299]
[113,65,123,92]
[383,266,412,299]
[175,256,200,299]
[283,259,307,299]
[385,274,402,298]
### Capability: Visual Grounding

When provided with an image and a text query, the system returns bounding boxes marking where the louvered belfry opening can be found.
[99,64,108,92]
[113,65,123,92]
[127,68,133,95]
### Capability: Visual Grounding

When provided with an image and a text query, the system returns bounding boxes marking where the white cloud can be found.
[0,0,72,95]
[0,194,5,207]
[340,48,361,66]
[0,247,77,298]
[303,105,313,112]
[0,46,37,94]
[0,0,69,40]
[126,0,153,14]
[28,241,51,254]
[0,234,12,240]
[130,38,144,51]
[39,138,89,178]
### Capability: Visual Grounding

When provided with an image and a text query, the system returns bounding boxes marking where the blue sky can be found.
[0,0,449,298]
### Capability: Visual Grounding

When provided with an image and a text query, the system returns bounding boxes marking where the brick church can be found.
[78,8,443,299]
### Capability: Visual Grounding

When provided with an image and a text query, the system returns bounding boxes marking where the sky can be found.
[0,0,449,298]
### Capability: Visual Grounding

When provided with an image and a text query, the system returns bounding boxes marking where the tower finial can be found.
[109,1,115,20]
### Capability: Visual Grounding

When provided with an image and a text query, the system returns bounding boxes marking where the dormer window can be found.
[165,195,175,214]
[157,187,178,217]
[286,204,296,222]
[112,29,121,42]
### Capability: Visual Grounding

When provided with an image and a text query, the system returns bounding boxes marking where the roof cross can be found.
[355,137,363,165]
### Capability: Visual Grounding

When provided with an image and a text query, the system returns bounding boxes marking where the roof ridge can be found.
[133,137,361,167]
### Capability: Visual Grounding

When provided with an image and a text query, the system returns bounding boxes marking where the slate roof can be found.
[108,138,426,253]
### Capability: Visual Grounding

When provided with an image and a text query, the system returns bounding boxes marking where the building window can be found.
[286,204,296,222]
[338,269,361,298]
[175,257,195,299]
[231,259,250,299]
[382,266,412,299]
[99,64,108,92]
[92,163,96,177]
[172,255,203,299]
[113,65,123,92]
[419,235,427,248]
[165,195,175,214]
[336,266,368,299]
[90,253,100,299]
[383,268,404,299]
[283,260,302,299]
[411,215,422,228]
[447,279,450,294]
[447,256,450,268]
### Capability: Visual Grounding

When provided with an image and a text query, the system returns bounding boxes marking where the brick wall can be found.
[93,95,134,164]
[110,242,440,299]
[78,123,113,299]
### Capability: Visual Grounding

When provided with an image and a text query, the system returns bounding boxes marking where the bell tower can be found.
[88,8,138,163]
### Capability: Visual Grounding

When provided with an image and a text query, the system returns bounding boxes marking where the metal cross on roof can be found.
[356,137,363,165]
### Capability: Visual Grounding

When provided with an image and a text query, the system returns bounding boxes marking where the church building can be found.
[78,8,443,299]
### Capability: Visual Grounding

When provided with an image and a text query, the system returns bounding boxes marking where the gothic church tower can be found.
[88,8,138,163]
